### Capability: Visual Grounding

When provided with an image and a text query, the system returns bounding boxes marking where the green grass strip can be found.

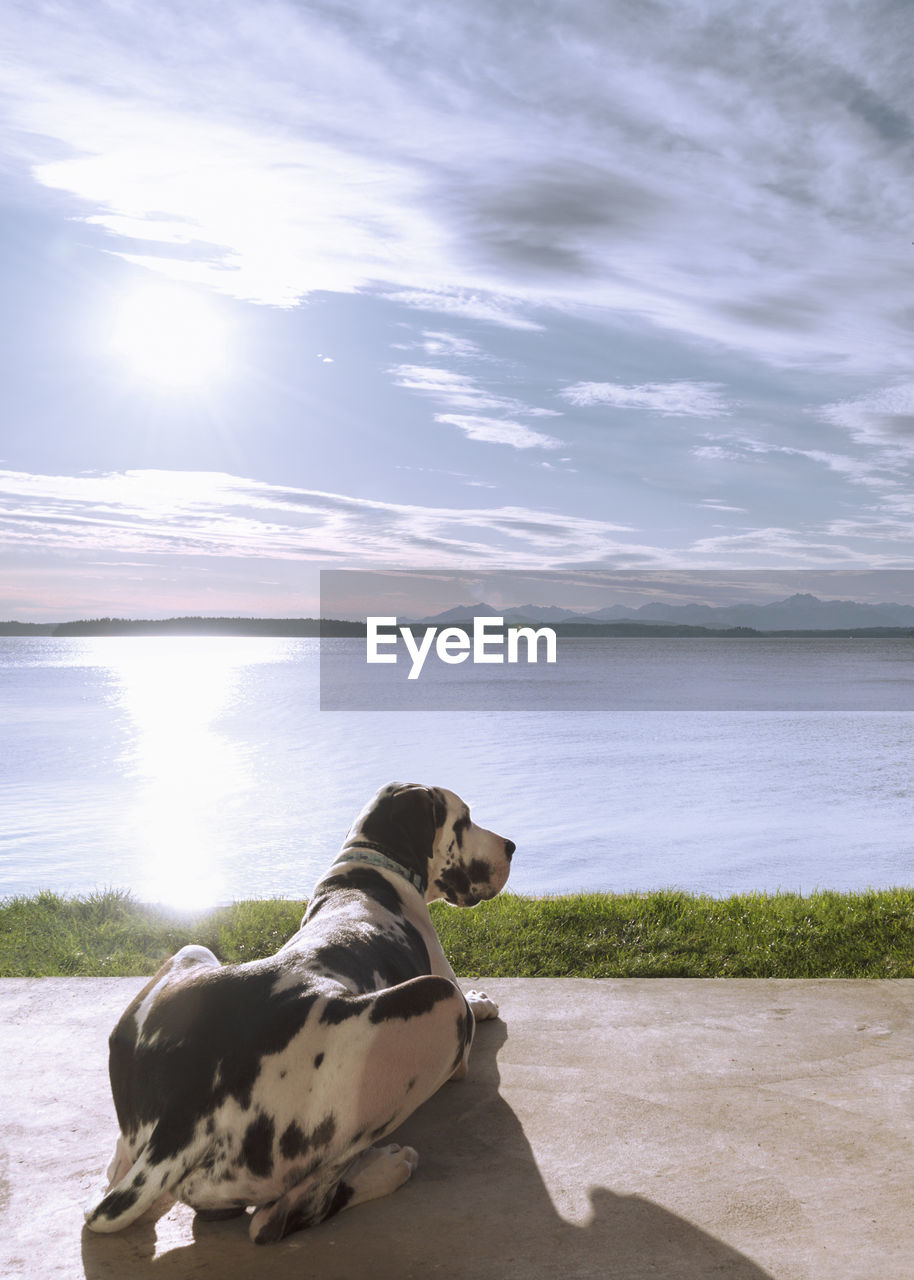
[2,888,914,978]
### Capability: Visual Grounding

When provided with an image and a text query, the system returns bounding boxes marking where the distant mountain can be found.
[416,593,914,631]
[415,602,583,624]
[578,604,642,621]
[413,602,504,624]
[504,603,586,622]
[586,593,914,630]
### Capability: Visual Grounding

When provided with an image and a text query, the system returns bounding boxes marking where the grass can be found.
[2,888,914,978]
[0,890,309,978]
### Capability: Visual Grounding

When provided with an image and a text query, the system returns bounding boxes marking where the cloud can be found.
[0,468,633,568]
[818,383,914,451]
[561,381,731,417]
[381,291,544,332]
[389,363,564,448]
[389,365,512,410]
[4,1,913,369]
[697,500,748,513]
[688,526,877,566]
[433,415,563,450]
[418,331,484,359]
[692,431,897,488]
[826,513,914,544]
[5,469,914,599]
[693,445,742,462]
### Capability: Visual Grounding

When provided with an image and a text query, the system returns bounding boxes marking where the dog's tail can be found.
[84,1143,174,1234]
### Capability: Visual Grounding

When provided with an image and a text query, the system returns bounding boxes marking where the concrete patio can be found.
[1,977,911,1279]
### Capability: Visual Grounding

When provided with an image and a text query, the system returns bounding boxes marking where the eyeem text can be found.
[366,616,558,680]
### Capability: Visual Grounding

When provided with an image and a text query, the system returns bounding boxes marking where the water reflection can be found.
[104,639,276,910]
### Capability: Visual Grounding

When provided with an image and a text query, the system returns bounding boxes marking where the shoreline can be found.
[3,617,914,638]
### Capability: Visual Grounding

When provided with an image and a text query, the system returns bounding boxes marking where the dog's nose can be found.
[504,839,516,861]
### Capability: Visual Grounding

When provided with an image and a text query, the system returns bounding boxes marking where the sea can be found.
[2,635,912,909]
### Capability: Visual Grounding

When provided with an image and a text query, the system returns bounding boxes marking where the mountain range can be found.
[417,593,914,631]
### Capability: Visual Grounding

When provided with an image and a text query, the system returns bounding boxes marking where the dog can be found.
[84,783,514,1244]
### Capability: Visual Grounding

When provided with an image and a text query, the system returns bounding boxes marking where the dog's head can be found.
[346,782,514,906]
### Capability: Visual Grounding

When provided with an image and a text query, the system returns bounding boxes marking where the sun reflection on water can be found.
[104,639,272,910]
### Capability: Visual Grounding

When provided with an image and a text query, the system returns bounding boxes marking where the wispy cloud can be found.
[692,445,743,462]
[389,364,564,448]
[561,381,731,417]
[389,366,515,412]
[692,432,897,488]
[697,500,748,513]
[413,331,484,359]
[5,469,914,618]
[688,527,878,566]
[0,469,632,567]
[381,291,545,332]
[818,383,914,451]
[433,415,562,450]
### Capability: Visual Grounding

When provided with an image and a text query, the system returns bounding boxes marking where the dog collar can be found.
[331,845,427,894]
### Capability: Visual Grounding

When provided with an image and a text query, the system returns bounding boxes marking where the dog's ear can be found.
[359,784,445,881]
[393,785,436,853]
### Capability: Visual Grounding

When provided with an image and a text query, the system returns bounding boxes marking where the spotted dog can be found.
[84,783,514,1244]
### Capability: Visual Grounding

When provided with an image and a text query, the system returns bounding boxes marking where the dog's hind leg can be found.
[251,975,473,1245]
[337,1143,419,1207]
[84,1147,176,1234]
[81,1135,136,1228]
[249,1144,418,1244]
[104,1134,134,1186]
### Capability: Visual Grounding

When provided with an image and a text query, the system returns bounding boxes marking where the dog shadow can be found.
[81,1019,774,1280]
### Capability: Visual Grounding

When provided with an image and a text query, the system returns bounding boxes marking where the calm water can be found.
[1,636,912,907]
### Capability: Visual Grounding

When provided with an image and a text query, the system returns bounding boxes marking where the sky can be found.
[2,0,914,620]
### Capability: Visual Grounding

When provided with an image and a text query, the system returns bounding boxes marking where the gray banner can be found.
[319,570,914,711]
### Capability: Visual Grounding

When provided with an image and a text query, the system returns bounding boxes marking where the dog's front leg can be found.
[428,943,500,1025]
[462,989,499,1020]
[447,986,499,1080]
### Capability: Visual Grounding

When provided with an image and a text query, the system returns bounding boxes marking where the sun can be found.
[107,282,232,389]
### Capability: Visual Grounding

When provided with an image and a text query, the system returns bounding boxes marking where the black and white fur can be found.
[84,784,514,1244]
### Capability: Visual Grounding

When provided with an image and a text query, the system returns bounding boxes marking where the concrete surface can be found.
[1,978,912,1279]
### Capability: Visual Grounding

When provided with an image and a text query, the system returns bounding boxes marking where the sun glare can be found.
[108,282,231,389]
[109,639,247,909]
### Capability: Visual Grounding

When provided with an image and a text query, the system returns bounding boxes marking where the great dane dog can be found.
[84,783,514,1244]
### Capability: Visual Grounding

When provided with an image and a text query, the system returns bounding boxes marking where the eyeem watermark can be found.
[367,616,558,679]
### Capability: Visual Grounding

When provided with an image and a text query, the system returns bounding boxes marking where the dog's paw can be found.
[465,989,499,1020]
[346,1144,418,1203]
